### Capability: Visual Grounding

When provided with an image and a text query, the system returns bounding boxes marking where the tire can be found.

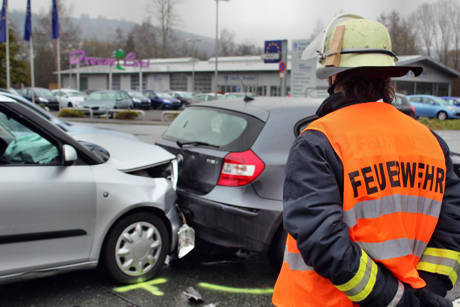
[102,212,170,284]
[437,111,447,121]
[268,227,287,274]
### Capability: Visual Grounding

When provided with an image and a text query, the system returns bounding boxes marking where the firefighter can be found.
[273,14,460,307]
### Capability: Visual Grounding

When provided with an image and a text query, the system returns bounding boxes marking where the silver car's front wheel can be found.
[103,213,169,284]
[115,221,162,277]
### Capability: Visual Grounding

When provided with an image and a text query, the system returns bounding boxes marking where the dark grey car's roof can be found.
[193,97,322,121]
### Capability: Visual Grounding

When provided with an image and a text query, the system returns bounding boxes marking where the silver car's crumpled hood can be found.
[74,133,175,172]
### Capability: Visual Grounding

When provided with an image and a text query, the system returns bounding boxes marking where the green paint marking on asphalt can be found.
[113,278,167,296]
[198,282,274,295]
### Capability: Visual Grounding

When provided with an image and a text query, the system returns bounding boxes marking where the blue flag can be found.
[23,0,31,41]
[0,0,7,43]
[51,0,58,39]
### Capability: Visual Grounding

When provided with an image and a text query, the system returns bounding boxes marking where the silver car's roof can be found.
[0,94,18,103]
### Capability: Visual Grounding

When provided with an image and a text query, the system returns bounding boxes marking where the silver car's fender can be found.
[88,162,180,261]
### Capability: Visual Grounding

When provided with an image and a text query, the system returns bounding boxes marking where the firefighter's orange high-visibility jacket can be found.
[273,97,460,307]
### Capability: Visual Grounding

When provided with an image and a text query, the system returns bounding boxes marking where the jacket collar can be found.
[316,93,386,117]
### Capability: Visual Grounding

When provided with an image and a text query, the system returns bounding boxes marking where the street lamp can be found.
[187,38,201,92]
[214,0,231,93]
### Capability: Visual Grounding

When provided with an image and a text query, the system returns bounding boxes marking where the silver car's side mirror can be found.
[63,144,78,165]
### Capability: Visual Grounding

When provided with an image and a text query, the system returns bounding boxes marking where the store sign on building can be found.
[290,39,319,97]
[69,50,150,70]
[263,40,282,63]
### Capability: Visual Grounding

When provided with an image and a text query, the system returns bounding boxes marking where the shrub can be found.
[419,118,460,130]
[114,110,139,120]
[57,108,86,118]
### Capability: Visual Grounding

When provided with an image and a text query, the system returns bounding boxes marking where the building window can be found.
[131,74,139,90]
[170,73,188,91]
[270,86,280,96]
[416,82,434,95]
[394,81,415,95]
[194,73,212,93]
[435,83,449,96]
[112,75,120,90]
[80,77,88,91]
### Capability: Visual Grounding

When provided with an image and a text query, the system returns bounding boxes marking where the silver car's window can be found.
[0,112,59,165]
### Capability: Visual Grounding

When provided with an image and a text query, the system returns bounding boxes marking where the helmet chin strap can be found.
[328,76,336,95]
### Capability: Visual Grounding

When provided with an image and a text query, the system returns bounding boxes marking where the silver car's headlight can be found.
[170,159,178,191]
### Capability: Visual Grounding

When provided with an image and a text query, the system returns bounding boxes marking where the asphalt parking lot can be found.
[5,111,460,305]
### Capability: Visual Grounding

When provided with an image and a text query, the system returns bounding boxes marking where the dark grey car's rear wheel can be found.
[102,212,169,284]
[437,111,447,121]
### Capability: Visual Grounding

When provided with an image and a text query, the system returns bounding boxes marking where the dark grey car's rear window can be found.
[163,107,264,151]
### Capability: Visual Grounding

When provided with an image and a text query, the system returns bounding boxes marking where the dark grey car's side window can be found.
[0,112,59,165]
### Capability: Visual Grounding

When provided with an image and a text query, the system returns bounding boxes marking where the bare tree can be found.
[149,0,181,57]
[411,3,436,57]
[126,19,158,59]
[235,39,262,56]
[378,11,419,55]
[34,2,81,87]
[80,40,116,57]
[433,0,453,65]
[446,0,460,69]
[219,28,237,56]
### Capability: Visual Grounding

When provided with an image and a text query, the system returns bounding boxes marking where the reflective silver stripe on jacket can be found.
[283,247,314,271]
[357,238,428,260]
[417,248,460,285]
[342,194,442,228]
[387,281,405,307]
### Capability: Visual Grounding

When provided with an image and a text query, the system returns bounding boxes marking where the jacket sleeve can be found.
[416,132,460,296]
[283,130,401,306]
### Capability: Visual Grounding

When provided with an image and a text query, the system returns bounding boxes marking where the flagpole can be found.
[52,0,60,90]
[57,37,61,88]
[5,0,10,89]
[29,36,35,103]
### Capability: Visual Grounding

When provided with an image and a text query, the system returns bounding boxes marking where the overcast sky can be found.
[9,0,441,45]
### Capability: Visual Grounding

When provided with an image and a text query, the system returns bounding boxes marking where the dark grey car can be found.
[156,97,321,268]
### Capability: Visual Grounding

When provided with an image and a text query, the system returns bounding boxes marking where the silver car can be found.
[0,94,191,284]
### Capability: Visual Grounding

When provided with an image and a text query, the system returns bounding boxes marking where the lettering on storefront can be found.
[69,50,150,70]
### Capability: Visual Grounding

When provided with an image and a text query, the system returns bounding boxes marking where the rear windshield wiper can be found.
[176,140,220,148]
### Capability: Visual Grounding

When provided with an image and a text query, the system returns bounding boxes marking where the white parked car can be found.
[52,88,85,108]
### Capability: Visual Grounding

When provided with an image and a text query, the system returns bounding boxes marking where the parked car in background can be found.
[157,92,181,110]
[193,93,224,103]
[17,87,60,111]
[407,94,460,120]
[0,91,138,141]
[0,93,190,285]
[142,90,181,110]
[0,88,21,96]
[171,91,194,108]
[392,93,416,118]
[143,90,163,109]
[52,88,85,108]
[125,90,151,110]
[83,90,133,115]
[156,97,322,269]
[440,97,460,107]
